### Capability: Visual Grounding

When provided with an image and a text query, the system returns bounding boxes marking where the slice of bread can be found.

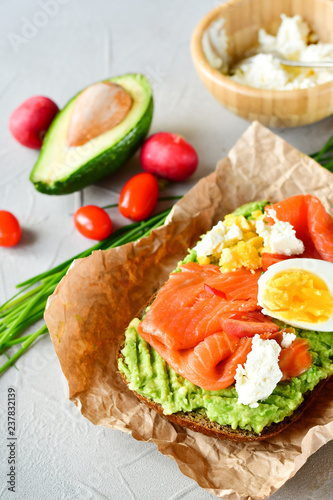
[117,305,330,441]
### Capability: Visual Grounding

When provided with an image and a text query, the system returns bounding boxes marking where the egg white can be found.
[258,258,333,331]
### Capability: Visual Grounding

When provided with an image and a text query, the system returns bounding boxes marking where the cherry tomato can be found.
[73,205,112,240]
[0,211,22,247]
[118,173,159,221]
[140,132,198,182]
[9,96,59,149]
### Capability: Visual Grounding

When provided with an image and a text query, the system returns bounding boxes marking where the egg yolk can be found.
[262,269,333,324]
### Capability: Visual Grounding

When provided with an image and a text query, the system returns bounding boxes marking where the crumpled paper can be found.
[45,121,333,500]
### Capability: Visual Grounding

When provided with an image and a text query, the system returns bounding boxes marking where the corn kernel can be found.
[197,256,211,265]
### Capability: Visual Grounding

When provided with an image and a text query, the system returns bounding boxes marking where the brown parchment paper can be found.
[45,121,333,500]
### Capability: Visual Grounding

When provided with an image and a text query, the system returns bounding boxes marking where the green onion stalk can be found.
[0,207,173,375]
[310,134,333,171]
[1,135,333,376]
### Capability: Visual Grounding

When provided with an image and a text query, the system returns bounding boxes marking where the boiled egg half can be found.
[258,258,333,331]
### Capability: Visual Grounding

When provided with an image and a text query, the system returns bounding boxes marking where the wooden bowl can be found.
[191,0,333,127]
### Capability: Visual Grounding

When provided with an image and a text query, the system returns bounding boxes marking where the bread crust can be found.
[117,295,330,442]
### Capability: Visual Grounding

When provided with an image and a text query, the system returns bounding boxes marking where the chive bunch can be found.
[0,208,171,375]
[310,134,333,172]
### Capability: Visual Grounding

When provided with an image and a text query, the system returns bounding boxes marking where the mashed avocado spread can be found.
[118,201,333,434]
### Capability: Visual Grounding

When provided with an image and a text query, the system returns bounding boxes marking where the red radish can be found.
[0,211,21,247]
[9,96,59,149]
[140,132,198,182]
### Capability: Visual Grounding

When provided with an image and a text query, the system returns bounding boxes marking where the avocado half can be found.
[30,73,153,195]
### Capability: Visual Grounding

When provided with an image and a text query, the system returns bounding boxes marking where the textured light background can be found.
[0,1,332,499]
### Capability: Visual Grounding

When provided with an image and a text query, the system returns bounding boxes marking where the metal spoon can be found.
[233,50,333,69]
[270,51,333,69]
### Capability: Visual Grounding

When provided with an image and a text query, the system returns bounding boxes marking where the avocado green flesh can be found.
[30,73,153,195]
[118,201,333,435]
[232,200,270,218]
[119,320,333,434]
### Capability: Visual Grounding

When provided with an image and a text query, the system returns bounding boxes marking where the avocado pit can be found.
[67,82,133,147]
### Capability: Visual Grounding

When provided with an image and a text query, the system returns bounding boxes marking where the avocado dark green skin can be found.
[30,98,153,195]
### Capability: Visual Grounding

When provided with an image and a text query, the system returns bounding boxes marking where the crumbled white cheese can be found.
[235,334,282,408]
[195,220,244,258]
[232,53,290,91]
[194,221,226,258]
[258,29,276,52]
[281,331,296,348]
[300,42,333,86]
[301,42,333,64]
[256,208,304,256]
[273,13,309,58]
[228,14,333,90]
[202,19,230,73]
[224,223,243,242]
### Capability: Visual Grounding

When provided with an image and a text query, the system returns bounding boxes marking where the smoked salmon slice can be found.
[140,328,254,391]
[138,263,262,390]
[261,253,292,272]
[139,263,261,350]
[219,311,279,338]
[307,195,333,261]
[278,338,312,380]
[262,331,312,379]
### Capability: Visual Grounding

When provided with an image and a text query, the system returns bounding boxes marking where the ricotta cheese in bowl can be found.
[203,13,333,90]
